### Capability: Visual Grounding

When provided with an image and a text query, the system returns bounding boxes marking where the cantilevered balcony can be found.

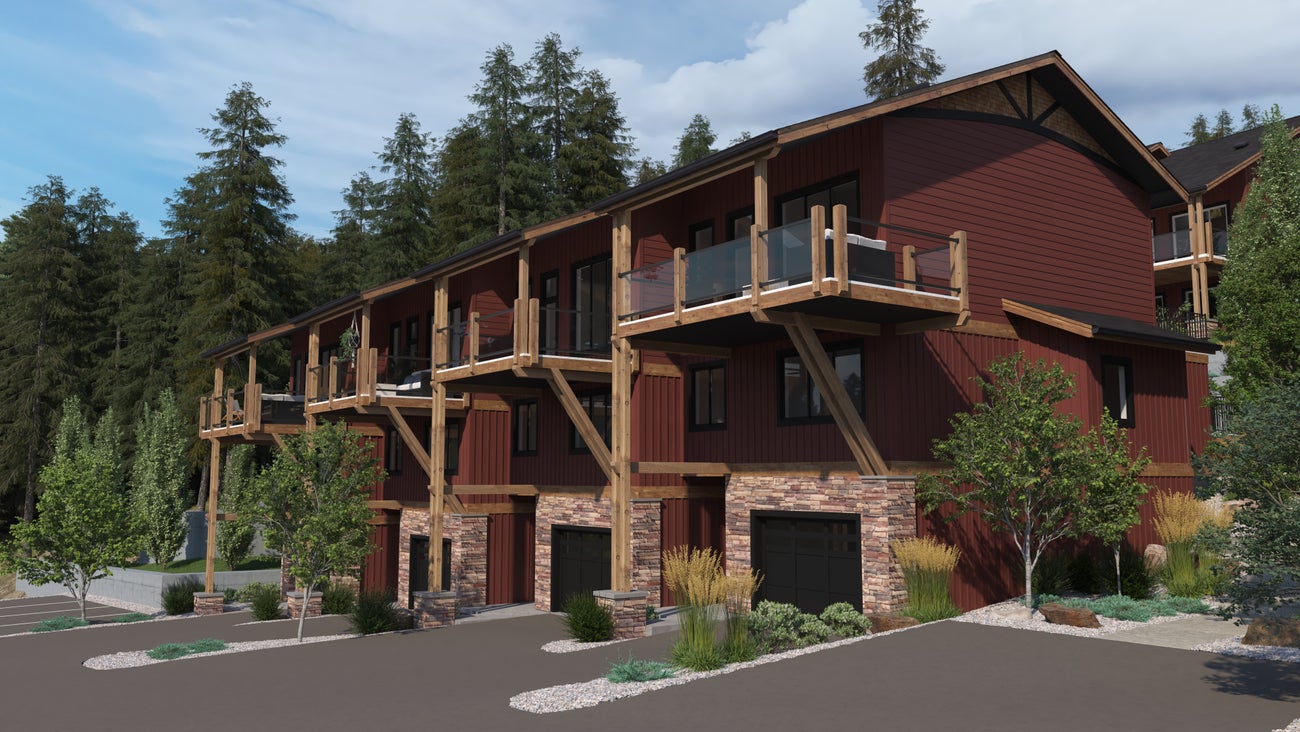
[617,204,968,348]
[433,297,613,390]
[306,349,467,414]
[198,384,305,441]
[1153,230,1228,265]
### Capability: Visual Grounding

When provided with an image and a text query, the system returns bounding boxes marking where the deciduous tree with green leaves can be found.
[1215,107,1300,405]
[237,421,383,641]
[917,353,1138,611]
[1,399,137,620]
[1074,414,1150,596]
[130,390,191,567]
[216,444,257,570]
[859,0,945,100]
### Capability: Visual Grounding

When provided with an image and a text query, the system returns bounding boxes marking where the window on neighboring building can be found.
[779,344,864,423]
[572,257,611,353]
[690,363,726,430]
[513,400,538,455]
[571,392,611,452]
[1102,357,1135,427]
[386,427,404,475]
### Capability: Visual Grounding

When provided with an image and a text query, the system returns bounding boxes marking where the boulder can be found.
[1242,618,1300,648]
[1038,603,1101,628]
[866,613,920,632]
[1144,544,1167,570]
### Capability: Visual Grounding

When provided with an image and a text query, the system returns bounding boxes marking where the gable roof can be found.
[1160,115,1300,194]
[1003,299,1218,353]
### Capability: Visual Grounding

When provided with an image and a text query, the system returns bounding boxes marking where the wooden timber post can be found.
[750,157,770,307]
[1188,196,1206,317]
[204,361,224,593]
[246,347,260,432]
[810,205,826,295]
[610,210,634,592]
[428,277,450,591]
[359,302,372,401]
[517,241,530,362]
[306,323,320,430]
[831,204,848,295]
[950,230,970,324]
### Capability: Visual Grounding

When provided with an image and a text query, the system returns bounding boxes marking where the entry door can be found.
[551,527,611,610]
[408,536,452,608]
[753,513,861,614]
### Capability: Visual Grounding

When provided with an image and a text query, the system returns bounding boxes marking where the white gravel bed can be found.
[1192,635,1300,663]
[542,637,633,653]
[954,600,1197,638]
[83,633,358,670]
[512,625,919,714]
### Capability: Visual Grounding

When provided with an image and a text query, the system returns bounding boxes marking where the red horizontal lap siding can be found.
[487,511,535,604]
[660,497,725,606]
[883,117,1155,324]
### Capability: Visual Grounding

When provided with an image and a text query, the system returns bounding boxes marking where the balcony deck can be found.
[199,384,307,442]
[305,351,470,416]
[617,206,968,347]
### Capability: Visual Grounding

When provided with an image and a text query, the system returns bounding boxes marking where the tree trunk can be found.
[196,460,209,513]
[1023,548,1034,614]
[296,579,313,642]
[1114,545,1123,597]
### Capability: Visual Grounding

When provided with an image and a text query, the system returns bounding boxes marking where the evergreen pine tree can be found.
[859,0,945,100]
[0,177,87,521]
[1186,113,1212,145]
[327,171,382,295]
[561,70,632,207]
[634,157,668,185]
[672,114,717,168]
[469,44,545,235]
[1212,109,1235,139]
[527,33,583,216]
[433,124,498,251]
[371,113,440,284]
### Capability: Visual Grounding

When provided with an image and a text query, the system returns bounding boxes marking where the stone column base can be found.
[412,590,457,629]
[287,591,322,619]
[194,592,225,616]
[594,590,648,639]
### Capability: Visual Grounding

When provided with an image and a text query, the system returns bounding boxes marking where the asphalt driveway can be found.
[0,595,136,634]
[0,606,1296,732]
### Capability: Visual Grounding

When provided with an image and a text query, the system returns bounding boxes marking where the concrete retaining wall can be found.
[17,567,282,610]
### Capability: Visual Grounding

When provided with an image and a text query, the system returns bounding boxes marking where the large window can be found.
[447,303,463,365]
[775,176,859,225]
[424,421,462,475]
[727,207,754,242]
[779,344,864,424]
[1102,357,1135,427]
[539,271,559,354]
[1171,203,1229,258]
[689,220,715,251]
[571,392,611,452]
[690,363,726,430]
[572,257,611,353]
[514,400,538,455]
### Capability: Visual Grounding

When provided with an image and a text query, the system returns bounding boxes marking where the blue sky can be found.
[2,0,1297,239]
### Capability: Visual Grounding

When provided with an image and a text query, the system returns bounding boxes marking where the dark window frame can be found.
[773,172,860,226]
[689,362,727,431]
[1101,356,1136,428]
[776,341,865,426]
[424,421,461,476]
[539,270,559,354]
[726,206,755,242]
[570,391,612,454]
[571,254,612,353]
[447,302,464,364]
[385,427,404,476]
[406,316,420,359]
[688,219,715,252]
[513,399,539,456]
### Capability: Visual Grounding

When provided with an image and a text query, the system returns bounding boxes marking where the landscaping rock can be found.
[1144,544,1167,570]
[865,613,919,632]
[1243,618,1300,648]
[1038,603,1101,629]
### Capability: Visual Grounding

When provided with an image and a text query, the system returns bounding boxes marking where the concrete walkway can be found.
[1103,613,1245,650]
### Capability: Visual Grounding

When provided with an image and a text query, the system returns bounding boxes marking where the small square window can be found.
[1102,357,1135,427]
[778,344,863,424]
[571,392,611,452]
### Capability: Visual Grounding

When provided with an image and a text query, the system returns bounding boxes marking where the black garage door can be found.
[551,526,610,610]
[408,536,452,609]
[753,512,861,614]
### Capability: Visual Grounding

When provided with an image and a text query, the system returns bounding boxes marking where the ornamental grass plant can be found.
[892,537,961,622]
[1154,492,1233,597]
[662,547,726,670]
[721,569,762,662]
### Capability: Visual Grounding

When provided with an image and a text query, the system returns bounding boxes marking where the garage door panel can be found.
[551,527,610,609]
[754,513,861,614]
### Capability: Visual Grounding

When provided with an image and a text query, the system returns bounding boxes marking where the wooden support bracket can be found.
[543,368,617,485]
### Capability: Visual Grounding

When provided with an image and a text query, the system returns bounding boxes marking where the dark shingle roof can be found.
[1160,116,1300,192]
[1008,300,1219,353]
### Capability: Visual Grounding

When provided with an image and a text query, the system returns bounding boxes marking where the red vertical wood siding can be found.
[510,389,606,485]
[362,520,399,593]
[660,497,725,606]
[1184,359,1212,457]
[631,374,683,487]
[884,117,1155,324]
[487,511,535,604]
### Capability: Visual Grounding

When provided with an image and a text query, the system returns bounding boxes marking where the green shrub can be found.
[1098,547,1154,599]
[249,584,283,621]
[31,616,89,632]
[646,605,660,622]
[223,588,237,603]
[113,612,150,623]
[235,581,280,603]
[160,578,204,615]
[349,588,400,635]
[1068,552,1101,594]
[746,601,832,653]
[606,655,676,683]
[820,602,870,637]
[1032,552,1073,596]
[561,593,614,643]
[1039,593,1211,622]
[321,584,356,615]
[146,638,228,661]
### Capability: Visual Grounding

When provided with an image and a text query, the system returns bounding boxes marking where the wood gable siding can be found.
[883,116,1155,323]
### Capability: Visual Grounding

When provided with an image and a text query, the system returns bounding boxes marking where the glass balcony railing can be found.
[684,235,752,306]
[1152,230,1227,263]
[624,259,674,319]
